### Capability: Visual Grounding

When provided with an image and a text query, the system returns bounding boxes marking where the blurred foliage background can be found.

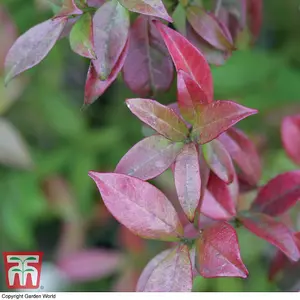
[1,0,300,292]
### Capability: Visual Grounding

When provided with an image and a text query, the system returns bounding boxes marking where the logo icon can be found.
[2,252,43,289]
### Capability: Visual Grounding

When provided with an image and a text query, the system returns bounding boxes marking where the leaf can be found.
[126,98,189,141]
[87,0,105,7]
[186,22,229,66]
[88,172,183,241]
[247,0,263,41]
[191,100,257,144]
[115,135,184,180]
[57,249,123,281]
[154,21,213,101]
[9,257,21,261]
[196,222,248,278]
[186,6,234,52]
[25,269,35,272]
[84,41,129,105]
[268,250,289,281]
[118,0,172,23]
[4,17,67,84]
[11,268,22,272]
[122,16,174,97]
[0,118,33,169]
[55,0,82,17]
[238,211,300,261]
[177,70,210,124]
[92,0,129,79]
[137,245,192,291]
[207,172,236,217]
[69,13,96,59]
[251,171,300,216]
[203,139,234,184]
[218,127,261,186]
[174,143,201,222]
[281,115,300,165]
[25,257,37,261]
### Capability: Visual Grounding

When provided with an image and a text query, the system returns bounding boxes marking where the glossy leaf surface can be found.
[115,135,184,180]
[137,245,192,291]
[239,212,300,261]
[154,21,213,101]
[92,0,129,79]
[196,222,248,278]
[5,17,67,84]
[89,172,183,241]
[123,16,173,97]
[118,0,172,22]
[281,115,300,165]
[191,101,257,144]
[251,171,300,216]
[69,13,95,59]
[84,41,129,105]
[174,143,201,222]
[126,98,189,141]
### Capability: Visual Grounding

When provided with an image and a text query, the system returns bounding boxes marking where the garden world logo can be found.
[2,252,43,289]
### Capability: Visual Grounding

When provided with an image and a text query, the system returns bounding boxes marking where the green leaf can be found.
[9,257,21,261]
[25,257,37,261]
[25,268,35,272]
[11,268,22,272]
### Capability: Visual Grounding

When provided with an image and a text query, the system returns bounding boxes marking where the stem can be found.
[214,0,222,16]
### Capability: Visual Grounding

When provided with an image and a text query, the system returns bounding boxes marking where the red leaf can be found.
[92,0,129,79]
[186,22,229,66]
[196,222,248,278]
[154,21,213,101]
[69,12,96,59]
[4,17,67,84]
[207,173,237,217]
[57,249,123,282]
[281,115,300,165]
[203,139,235,184]
[115,135,184,180]
[84,40,129,105]
[268,250,290,281]
[177,70,210,124]
[118,0,172,23]
[251,171,300,216]
[218,127,261,186]
[186,6,235,52]
[137,245,192,292]
[191,100,257,144]
[126,98,189,141]
[55,0,82,18]
[239,212,300,261]
[247,0,263,41]
[201,189,233,220]
[174,143,201,222]
[123,16,173,97]
[88,172,183,241]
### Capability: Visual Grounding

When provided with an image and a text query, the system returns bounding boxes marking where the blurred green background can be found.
[1,0,300,292]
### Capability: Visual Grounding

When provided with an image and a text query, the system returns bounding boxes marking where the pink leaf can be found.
[88,172,183,241]
[207,173,237,217]
[115,135,184,180]
[174,143,201,222]
[123,16,174,97]
[126,98,189,141]
[218,127,261,186]
[55,0,82,18]
[92,0,129,79]
[4,17,67,84]
[87,0,105,7]
[251,171,300,216]
[191,100,257,144]
[84,40,129,105]
[196,222,248,278]
[118,0,172,23]
[154,21,213,101]
[200,189,233,220]
[203,139,235,184]
[177,70,210,124]
[186,6,235,52]
[69,12,96,59]
[281,115,300,165]
[239,212,300,261]
[57,249,123,282]
[137,245,192,292]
